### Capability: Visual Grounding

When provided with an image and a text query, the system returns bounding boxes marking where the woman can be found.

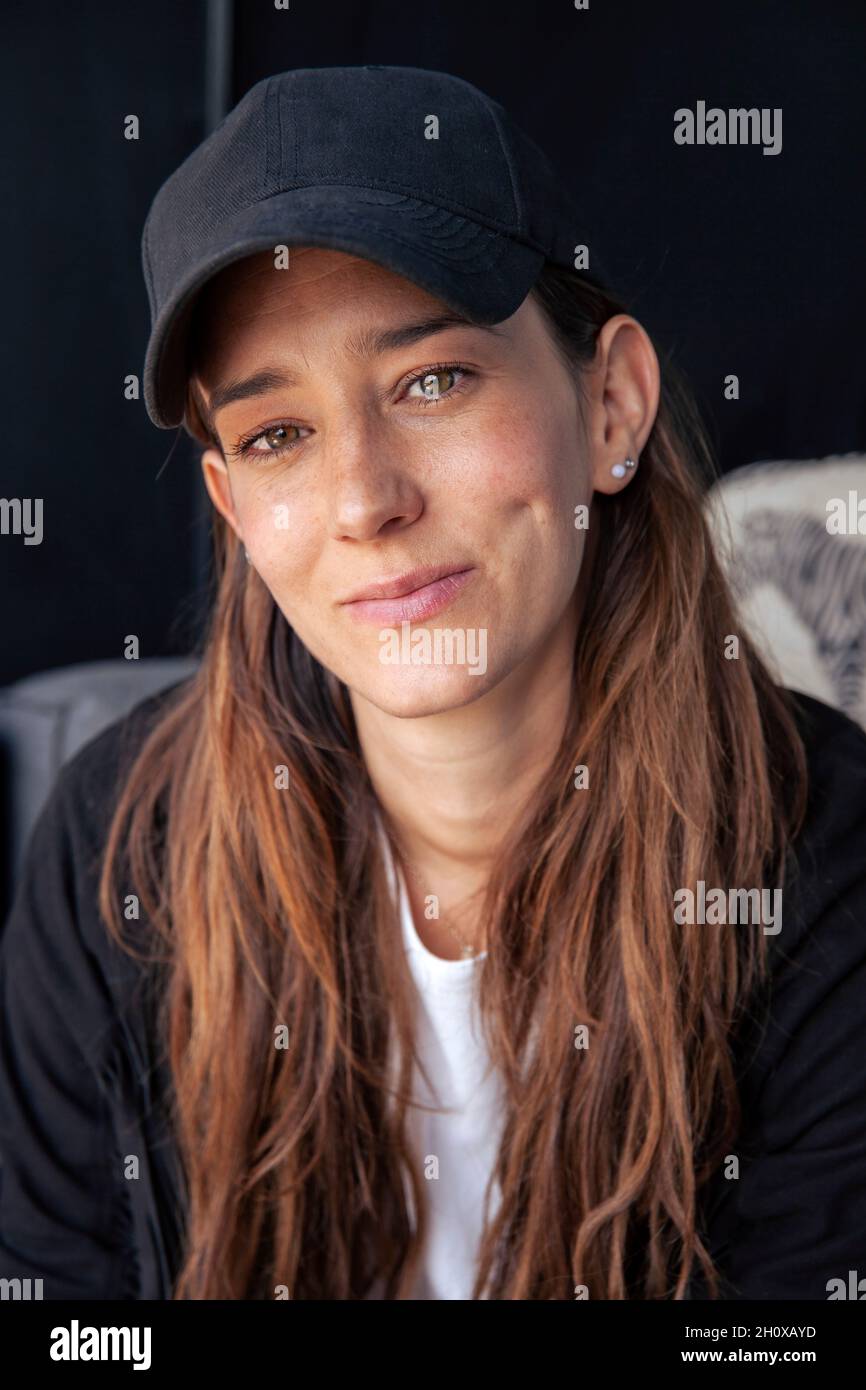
[1,64,865,1302]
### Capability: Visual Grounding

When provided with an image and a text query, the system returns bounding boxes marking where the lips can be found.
[340,563,474,604]
[341,565,475,624]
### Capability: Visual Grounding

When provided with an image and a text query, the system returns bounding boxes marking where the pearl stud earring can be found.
[611,457,637,479]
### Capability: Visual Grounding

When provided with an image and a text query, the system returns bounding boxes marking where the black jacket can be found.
[1,681,866,1300]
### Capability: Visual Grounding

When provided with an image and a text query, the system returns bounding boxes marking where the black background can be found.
[3,0,864,686]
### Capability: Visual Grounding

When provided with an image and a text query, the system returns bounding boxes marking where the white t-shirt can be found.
[379,832,505,1300]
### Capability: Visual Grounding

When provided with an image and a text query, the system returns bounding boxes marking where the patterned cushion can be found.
[704,454,866,730]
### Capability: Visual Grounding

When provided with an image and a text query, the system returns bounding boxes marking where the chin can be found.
[360,666,499,718]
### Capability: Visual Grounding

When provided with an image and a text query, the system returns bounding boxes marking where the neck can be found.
[351,594,580,946]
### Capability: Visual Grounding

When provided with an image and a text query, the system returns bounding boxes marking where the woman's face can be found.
[194,246,655,717]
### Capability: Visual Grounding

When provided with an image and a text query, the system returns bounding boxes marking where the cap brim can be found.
[143,183,545,429]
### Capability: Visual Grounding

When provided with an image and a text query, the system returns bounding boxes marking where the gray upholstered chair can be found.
[0,656,199,919]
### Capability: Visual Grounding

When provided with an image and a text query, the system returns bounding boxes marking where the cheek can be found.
[235,485,318,588]
[450,400,588,540]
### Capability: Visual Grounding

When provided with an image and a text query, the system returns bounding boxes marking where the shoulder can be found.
[0,678,193,1298]
[695,689,866,1298]
[783,685,866,823]
[771,687,866,960]
[2,675,195,1026]
[735,685,866,1087]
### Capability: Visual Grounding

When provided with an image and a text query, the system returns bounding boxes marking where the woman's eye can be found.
[406,365,465,402]
[245,423,304,455]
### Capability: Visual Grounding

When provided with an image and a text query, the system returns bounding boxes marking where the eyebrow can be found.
[199,313,507,431]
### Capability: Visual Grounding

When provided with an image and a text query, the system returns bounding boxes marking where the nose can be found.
[325,409,425,541]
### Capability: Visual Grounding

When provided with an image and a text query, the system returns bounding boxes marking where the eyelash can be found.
[230,361,474,462]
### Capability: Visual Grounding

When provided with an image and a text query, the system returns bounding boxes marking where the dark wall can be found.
[2,0,864,686]
[2,0,212,687]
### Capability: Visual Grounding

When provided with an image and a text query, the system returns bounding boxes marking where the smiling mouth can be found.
[341,567,476,624]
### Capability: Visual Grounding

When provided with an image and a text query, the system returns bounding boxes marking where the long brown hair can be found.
[98,259,808,1299]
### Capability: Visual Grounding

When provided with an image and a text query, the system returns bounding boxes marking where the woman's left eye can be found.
[404,363,471,405]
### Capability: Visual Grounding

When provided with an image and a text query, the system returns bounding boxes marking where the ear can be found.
[200,447,242,538]
[587,314,660,496]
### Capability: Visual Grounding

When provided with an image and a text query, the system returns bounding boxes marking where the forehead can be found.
[188,246,479,395]
[187,247,550,404]
[192,246,443,336]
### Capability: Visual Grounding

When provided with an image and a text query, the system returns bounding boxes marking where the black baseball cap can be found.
[141,64,587,430]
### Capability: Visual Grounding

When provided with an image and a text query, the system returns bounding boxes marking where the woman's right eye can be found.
[236,423,308,459]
